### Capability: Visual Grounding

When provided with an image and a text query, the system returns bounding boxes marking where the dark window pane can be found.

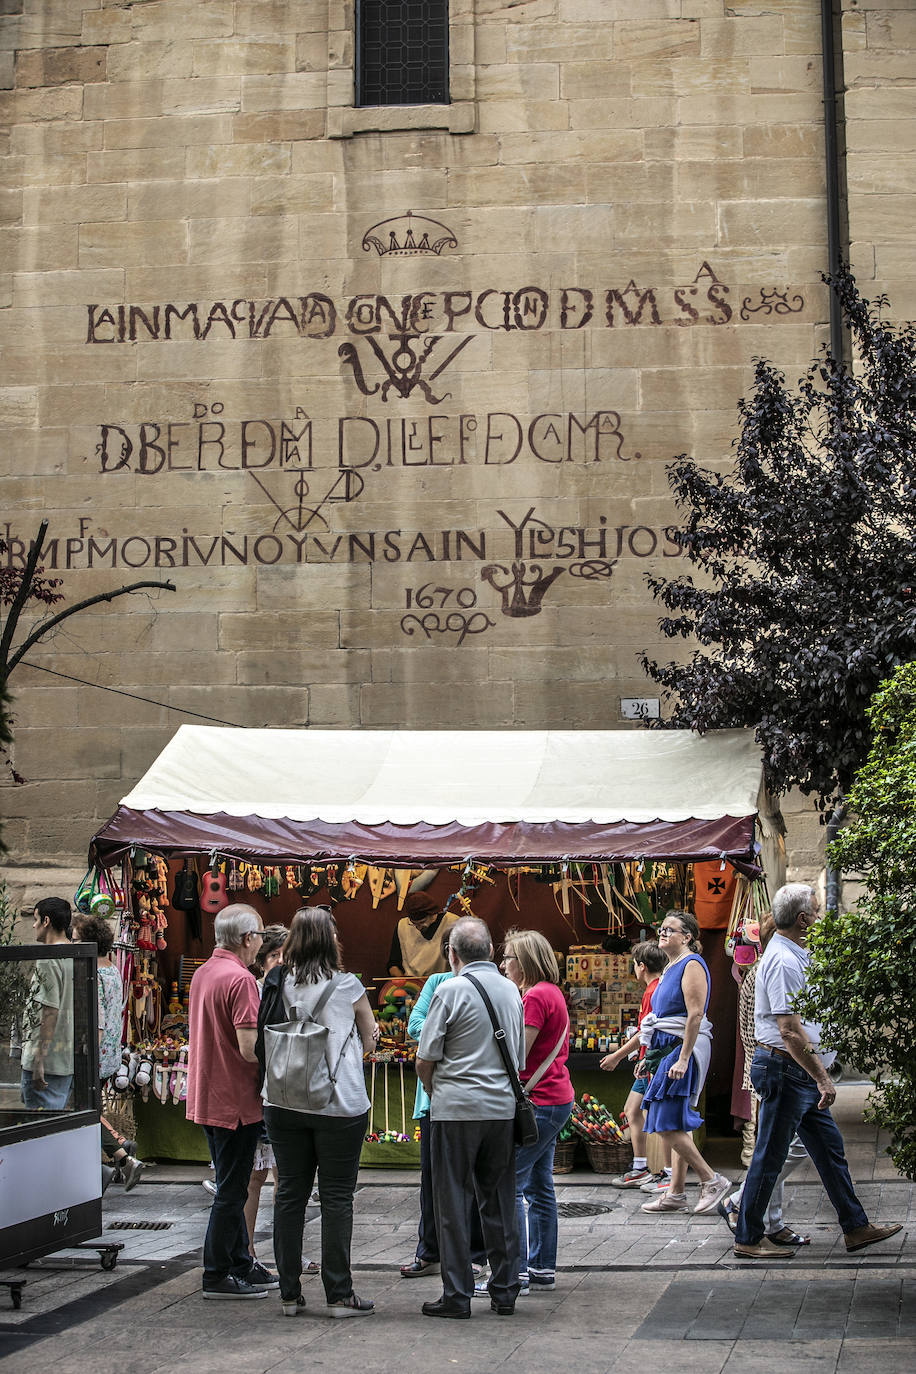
[358,1,450,107]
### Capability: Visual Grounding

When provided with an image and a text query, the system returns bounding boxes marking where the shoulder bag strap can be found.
[524,1018,570,1093]
[302,975,357,1083]
[463,972,526,1104]
[284,972,339,1023]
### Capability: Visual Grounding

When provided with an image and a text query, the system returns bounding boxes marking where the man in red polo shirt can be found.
[187,903,275,1299]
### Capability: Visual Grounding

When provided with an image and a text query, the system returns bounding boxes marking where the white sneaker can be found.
[610,1166,654,1188]
[202,1179,217,1196]
[639,1172,671,1194]
[641,1192,687,1213]
[693,1174,733,1215]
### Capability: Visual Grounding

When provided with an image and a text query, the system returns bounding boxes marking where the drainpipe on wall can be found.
[820,0,848,364]
[821,1,849,912]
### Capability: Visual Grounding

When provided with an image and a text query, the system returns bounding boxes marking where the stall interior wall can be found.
[156,861,738,1106]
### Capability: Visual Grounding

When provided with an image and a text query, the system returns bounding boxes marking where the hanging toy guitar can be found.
[200,855,229,915]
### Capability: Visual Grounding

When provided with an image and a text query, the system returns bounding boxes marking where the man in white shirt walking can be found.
[734,883,902,1260]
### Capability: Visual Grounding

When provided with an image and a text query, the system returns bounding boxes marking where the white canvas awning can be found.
[92,726,766,866]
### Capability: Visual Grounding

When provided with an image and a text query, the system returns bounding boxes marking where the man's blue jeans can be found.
[21,1070,72,1111]
[201,1121,262,1289]
[515,1100,574,1282]
[735,1048,867,1246]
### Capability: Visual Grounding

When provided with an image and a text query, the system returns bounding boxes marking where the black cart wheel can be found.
[100,1251,118,1271]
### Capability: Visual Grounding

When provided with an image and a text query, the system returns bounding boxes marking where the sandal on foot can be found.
[305,1260,320,1275]
[326,1293,374,1318]
[767,1225,810,1246]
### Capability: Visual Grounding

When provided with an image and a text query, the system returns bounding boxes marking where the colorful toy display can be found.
[571,1094,628,1144]
[366,1054,413,1146]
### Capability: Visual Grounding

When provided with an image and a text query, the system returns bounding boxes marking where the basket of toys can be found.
[571,1095,632,1174]
[552,1123,579,1174]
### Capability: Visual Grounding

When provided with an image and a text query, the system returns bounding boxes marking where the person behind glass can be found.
[600,940,671,1190]
[399,930,487,1279]
[20,897,74,1112]
[73,913,145,1193]
[733,883,902,1260]
[497,929,574,1295]
[639,910,732,1216]
[257,906,378,1317]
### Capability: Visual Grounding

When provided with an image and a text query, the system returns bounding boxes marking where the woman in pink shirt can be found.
[501,929,573,1294]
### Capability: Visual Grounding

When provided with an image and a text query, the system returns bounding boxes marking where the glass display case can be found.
[0,943,102,1266]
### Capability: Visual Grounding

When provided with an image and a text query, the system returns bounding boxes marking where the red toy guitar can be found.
[200,859,229,915]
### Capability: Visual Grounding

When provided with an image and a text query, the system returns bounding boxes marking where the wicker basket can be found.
[552,1138,578,1174]
[584,1140,632,1174]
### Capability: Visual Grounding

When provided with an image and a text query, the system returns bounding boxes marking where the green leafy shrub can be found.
[798,662,916,1179]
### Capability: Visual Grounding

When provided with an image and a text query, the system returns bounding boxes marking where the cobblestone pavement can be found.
[2,1085,914,1373]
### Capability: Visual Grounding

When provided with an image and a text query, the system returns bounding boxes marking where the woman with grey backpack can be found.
[256,906,378,1317]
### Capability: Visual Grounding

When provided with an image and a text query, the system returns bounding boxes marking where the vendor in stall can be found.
[388,892,458,978]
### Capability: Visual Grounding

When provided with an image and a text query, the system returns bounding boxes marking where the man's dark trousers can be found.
[430,1117,519,1309]
[202,1120,262,1288]
[735,1049,868,1246]
[417,1114,486,1266]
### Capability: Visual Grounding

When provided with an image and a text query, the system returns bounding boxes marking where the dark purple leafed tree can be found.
[641,265,916,821]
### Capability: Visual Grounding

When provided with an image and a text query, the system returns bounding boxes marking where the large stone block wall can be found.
[0,1,910,879]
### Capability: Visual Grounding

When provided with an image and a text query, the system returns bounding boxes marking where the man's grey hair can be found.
[772,883,815,930]
[215,903,261,948]
[449,916,493,965]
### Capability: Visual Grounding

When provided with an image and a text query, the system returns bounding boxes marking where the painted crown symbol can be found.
[362,210,459,258]
[481,562,565,618]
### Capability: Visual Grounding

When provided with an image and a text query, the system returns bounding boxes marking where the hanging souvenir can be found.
[694,860,738,929]
[200,857,229,915]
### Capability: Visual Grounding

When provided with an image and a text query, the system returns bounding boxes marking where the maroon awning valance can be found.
[91,806,756,867]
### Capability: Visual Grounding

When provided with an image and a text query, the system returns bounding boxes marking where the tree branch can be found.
[4,580,177,677]
[0,519,48,675]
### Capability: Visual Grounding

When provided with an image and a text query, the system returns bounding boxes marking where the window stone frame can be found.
[327,0,476,139]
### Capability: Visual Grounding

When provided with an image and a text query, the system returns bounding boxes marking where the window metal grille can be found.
[357,1,450,107]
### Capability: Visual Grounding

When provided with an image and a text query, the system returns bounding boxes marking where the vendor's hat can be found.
[404,892,440,920]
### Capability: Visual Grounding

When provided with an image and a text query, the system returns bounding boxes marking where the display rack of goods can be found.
[363,1050,420,1166]
[372,977,422,1057]
[571,1095,632,1173]
[565,947,641,1053]
[111,1037,189,1105]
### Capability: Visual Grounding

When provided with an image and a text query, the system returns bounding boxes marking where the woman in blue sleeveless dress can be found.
[640,910,732,1216]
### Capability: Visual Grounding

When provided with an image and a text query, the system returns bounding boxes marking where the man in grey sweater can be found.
[416,917,525,1319]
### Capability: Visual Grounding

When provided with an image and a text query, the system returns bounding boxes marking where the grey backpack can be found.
[263,975,355,1113]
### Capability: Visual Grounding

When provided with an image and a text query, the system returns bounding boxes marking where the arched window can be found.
[357,0,450,107]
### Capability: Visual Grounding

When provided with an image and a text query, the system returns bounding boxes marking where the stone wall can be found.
[0,1,911,883]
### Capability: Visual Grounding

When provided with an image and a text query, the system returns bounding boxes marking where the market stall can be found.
[88,726,781,1167]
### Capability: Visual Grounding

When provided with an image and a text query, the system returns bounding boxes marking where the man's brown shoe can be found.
[733,1237,797,1260]
[844,1223,903,1253]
